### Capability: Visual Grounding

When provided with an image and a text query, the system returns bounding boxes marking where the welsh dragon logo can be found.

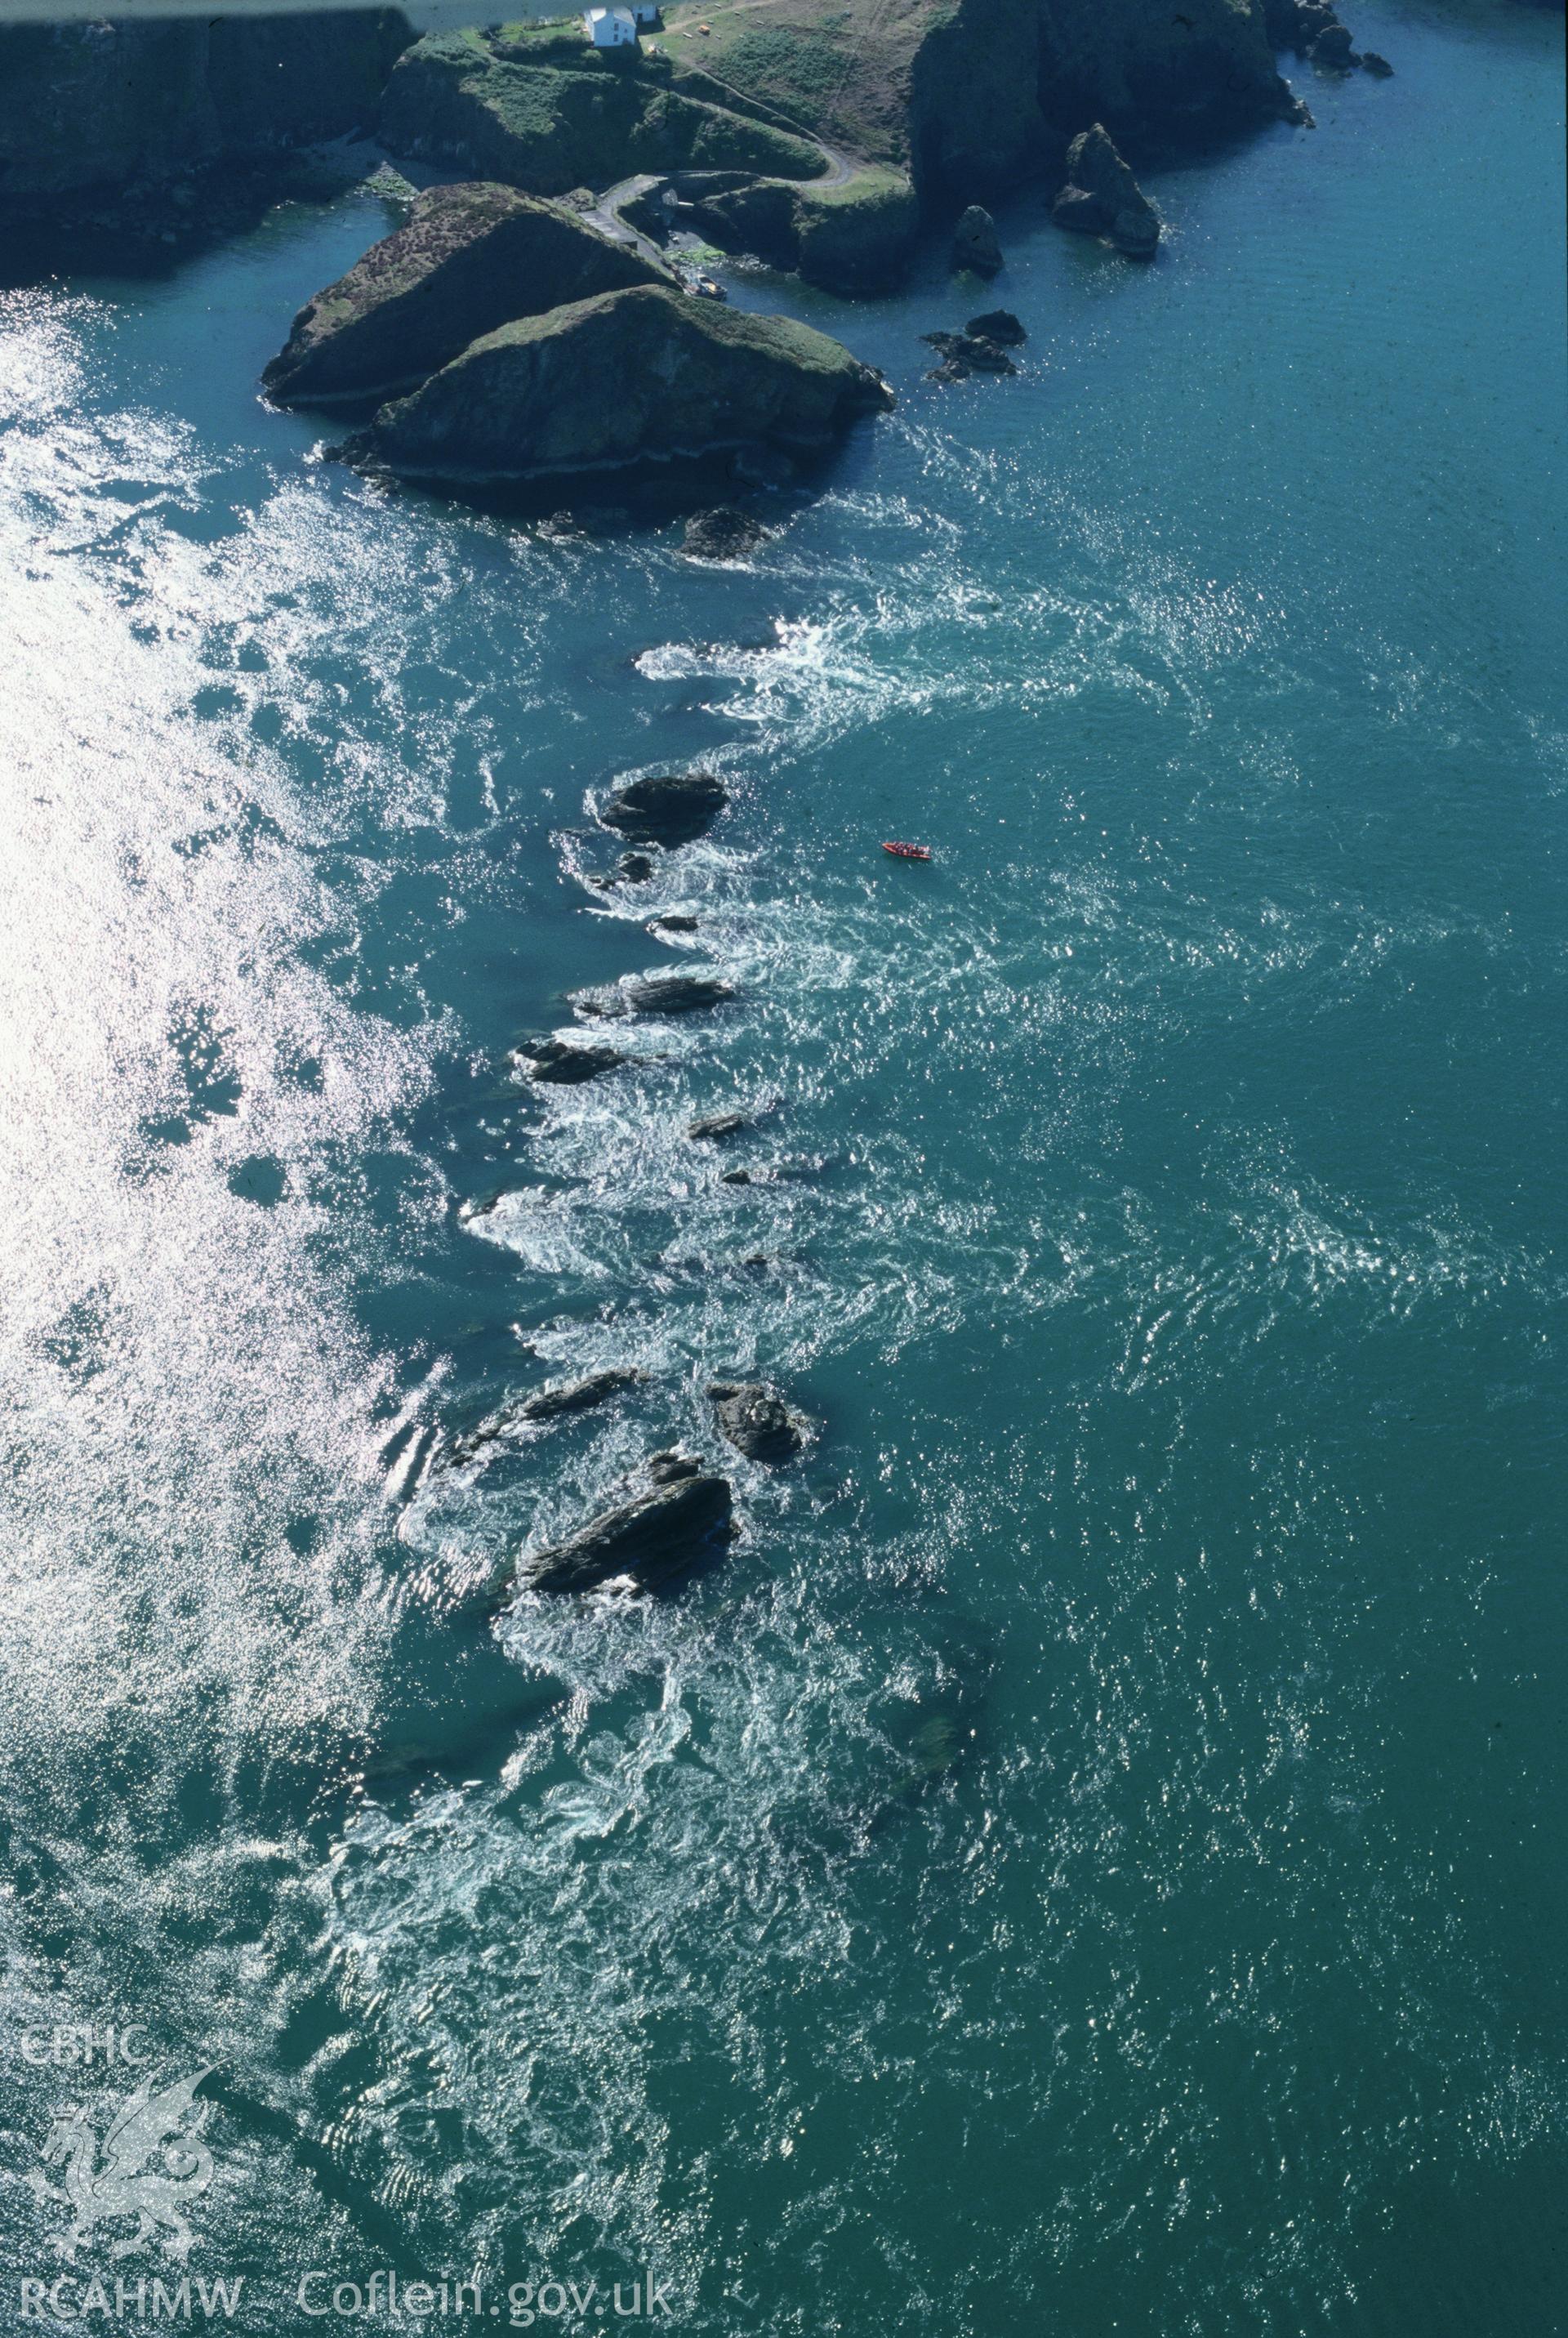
[29,2068,215,2263]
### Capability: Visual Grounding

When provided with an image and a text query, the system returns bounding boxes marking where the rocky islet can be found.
[597,770,728,846]
[1049,123,1160,257]
[361,282,894,491]
[708,1381,808,1464]
[262,180,674,407]
[261,166,894,497]
[488,1461,737,1600]
[512,1035,633,1085]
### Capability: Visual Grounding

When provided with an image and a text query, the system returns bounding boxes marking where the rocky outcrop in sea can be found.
[347,282,891,493]
[682,508,771,562]
[924,331,1018,385]
[1051,124,1160,257]
[922,309,1026,385]
[708,1382,808,1464]
[513,1037,631,1085]
[489,1457,735,1599]
[951,206,1004,277]
[967,310,1027,346]
[598,771,728,846]
[570,971,737,1019]
[264,181,671,408]
[446,1369,648,1466]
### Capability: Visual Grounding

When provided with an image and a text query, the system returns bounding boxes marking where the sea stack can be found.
[1051,125,1161,258]
[951,206,1003,278]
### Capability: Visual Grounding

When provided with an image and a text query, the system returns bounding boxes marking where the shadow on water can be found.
[0,156,380,294]
[327,434,875,543]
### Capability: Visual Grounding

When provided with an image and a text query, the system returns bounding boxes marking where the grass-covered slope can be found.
[662,0,1292,194]
[264,181,673,408]
[380,29,828,196]
[664,0,939,167]
[368,281,893,481]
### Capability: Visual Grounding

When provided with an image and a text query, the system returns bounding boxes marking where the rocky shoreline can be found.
[1,0,1390,292]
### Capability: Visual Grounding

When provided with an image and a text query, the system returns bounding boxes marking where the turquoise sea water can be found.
[2,3,1565,2331]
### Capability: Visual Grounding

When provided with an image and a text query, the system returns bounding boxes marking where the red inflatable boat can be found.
[881,841,932,861]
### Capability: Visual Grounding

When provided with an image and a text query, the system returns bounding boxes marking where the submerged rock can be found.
[618,851,656,883]
[708,1380,807,1463]
[367,283,894,489]
[447,1368,647,1464]
[951,205,1003,277]
[923,329,1018,383]
[514,1036,630,1084]
[1051,124,1161,257]
[651,912,700,936]
[599,770,727,846]
[965,309,1027,346]
[1361,50,1394,75]
[573,971,736,1019]
[719,1169,752,1185]
[497,1461,734,1597]
[687,1110,748,1140]
[263,181,670,408]
[1309,21,1356,65]
[682,506,770,562]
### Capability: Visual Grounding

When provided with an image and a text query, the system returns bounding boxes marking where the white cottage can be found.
[583,5,637,44]
[630,0,662,23]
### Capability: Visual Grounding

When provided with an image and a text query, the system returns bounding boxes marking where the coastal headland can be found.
[0,0,1384,283]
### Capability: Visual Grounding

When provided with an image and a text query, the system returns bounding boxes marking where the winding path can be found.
[584,172,670,268]
[583,76,866,265]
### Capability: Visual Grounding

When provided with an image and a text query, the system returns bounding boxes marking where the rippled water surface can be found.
[2,2,1565,2331]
